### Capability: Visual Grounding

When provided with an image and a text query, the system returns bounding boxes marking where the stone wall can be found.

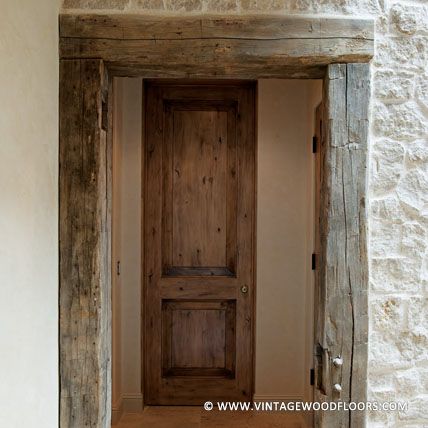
[61,1,428,426]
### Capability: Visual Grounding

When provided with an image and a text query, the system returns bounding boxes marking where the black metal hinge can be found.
[312,253,316,270]
[312,136,317,153]
[101,99,108,131]
[310,368,315,386]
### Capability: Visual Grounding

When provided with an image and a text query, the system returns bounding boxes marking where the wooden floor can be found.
[115,407,307,428]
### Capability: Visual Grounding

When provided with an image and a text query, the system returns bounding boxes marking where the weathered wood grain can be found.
[59,58,111,428]
[314,63,369,428]
[59,14,374,78]
[109,64,327,79]
[60,37,373,79]
[60,14,374,41]
[170,109,228,268]
[144,82,256,405]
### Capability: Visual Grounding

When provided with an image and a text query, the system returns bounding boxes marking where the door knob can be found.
[241,285,248,294]
[333,383,342,393]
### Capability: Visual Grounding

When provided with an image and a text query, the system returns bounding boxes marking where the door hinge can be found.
[101,99,108,131]
[312,253,316,270]
[314,343,329,395]
[312,136,317,153]
[310,368,315,386]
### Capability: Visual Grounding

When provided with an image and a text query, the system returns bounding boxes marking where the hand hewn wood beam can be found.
[60,14,374,40]
[59,58,111,428]
[314,63,369,428]
[59,14,374,78]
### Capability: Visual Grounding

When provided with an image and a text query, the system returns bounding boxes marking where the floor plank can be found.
[115,407,306,428]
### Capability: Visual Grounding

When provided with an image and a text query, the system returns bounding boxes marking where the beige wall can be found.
[0,1,60,427]
[112,78,124,421]
[256,80,321,400]
[113,78,321,402]
[112,78,143,411]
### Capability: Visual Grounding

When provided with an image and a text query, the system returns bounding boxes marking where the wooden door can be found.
[144,82,256,405]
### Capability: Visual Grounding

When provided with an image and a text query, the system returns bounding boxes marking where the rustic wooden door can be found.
[144,81,256,405]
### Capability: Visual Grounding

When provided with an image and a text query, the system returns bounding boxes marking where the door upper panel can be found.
[162,100,238,277]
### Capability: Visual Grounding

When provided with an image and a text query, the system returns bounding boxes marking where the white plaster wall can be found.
[113,78,320,402]
[0,1,60,427]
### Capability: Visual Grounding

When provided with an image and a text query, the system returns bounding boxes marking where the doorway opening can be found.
[59,14,371,428]
[111,78,322,426]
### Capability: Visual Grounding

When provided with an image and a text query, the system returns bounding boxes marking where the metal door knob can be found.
[241,285,248,293]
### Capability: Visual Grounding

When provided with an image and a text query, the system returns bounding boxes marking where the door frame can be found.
[59,14,372,428]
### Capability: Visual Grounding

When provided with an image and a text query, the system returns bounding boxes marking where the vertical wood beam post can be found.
[59,59,111,428]
[316,63,370,427]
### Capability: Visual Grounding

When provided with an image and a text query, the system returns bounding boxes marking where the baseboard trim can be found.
[122,393,144,413]
[111,398,123,426]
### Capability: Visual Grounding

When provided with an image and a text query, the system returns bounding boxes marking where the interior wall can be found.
[112,78,321,403]
[0,1,60,427]
[255,80,321,400]
[112,78,124,421]
[112,78,143,411]
[305,80,323,402]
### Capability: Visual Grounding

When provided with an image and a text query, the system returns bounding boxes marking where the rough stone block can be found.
[241,0,285,11]
[370,196,405,223]
[368,331,412,371]
[371,297,407,332]
[62,0,130,9]
[415,73,428,109]
[396,166,428,214]
[130,0,164,9]
[371,257,422,294]
[396,332,428,364]
[370,219,402,257]
[372,102,427,141]
[374,70,414,102]
[370,140,405,195]
[374,37,427,71]
[406,140,428,165]
[400,222,427,258]
[407,297,428,334]
[205,0,238,11]
[394,369,422,397]
[390,3,420,35]
[164,0,202,12]
[398,395,428,420]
